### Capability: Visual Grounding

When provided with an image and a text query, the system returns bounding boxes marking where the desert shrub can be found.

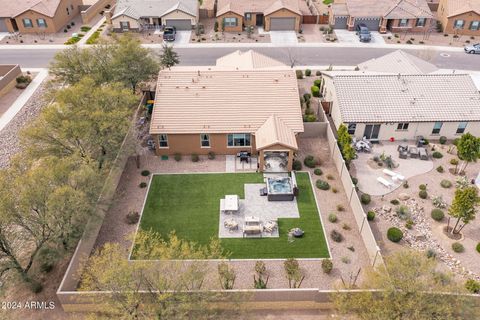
[86,31,100,44]
[305,69,311,76]
[440,179,452,188]
[432,195,447,209]
[360,193,371,205]
[296,70,303,79]
[351,177,358,185]
[38,247,59,274]
[214,21,219,32]
[126,211,140,224]
[316,179,330,190]
[303,93,311,101]
[439,136,447,144]
[450,158,459,165]
[419,190,428,199]
[476,242,480,253]
[80,25,91,32]
[387,227,403,242]
[465,279,480,294]
[141,170,150,176]
[342,223,351,230]
[341,256,351,264]
[396,205,410,220]
[336,204,344,212]
[330,229,343,242]
[191,154,199,162]
[174,153,182,161]
[16,75,32,84]
[208,151,215,160]
[303,114,317,122]
[314,79,321,87]
[431,209,445,221]
[321,259,333,274]
[390,199,400,205]
[432,151,443,159]
[314,168,323,176]
[426,248,437,259]
[332,188,338,193]
[304,155,317,168]
[305,107,315,115]
[29,281,43,293]
[403,181,409,188]
[315,71,321,76]
[452,242,464,253]
[139,182,147,188]
[293,160,302,170]
[311,85,320,97]
[328,213,337,223]
[405,219,414,229]
[367,211,375,221]
[436,166,444,173]
[419,184,427,190]
[326,174,334,180]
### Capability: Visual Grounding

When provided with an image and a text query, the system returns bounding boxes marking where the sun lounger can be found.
[220,199,226,213]
[377,177,393,188]
[418,147,428,160]
[383,169,405,181]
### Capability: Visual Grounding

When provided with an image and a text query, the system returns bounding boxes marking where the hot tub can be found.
[266,177,294,201]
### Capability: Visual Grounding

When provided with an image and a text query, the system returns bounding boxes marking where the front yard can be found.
[135,172,329,259]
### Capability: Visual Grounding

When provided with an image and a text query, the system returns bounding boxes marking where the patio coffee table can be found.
[224,195,239,213]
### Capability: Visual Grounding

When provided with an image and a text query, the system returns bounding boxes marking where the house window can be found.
[432,122,443,135]
[347,123,356,135]
[456,122,467,134]
[22,18,33,28]
[415,18,426,27]
[200,134,210,147]
[120,21,130,31]
[227,133,251,147]
[454,19,464,29]
[470,21,480,31]
[223,17,238,27]
[399,19,409,27]
[245,13,252,21]
[158,134,168,148]
[37,18,47,28]
[397,123,409,131]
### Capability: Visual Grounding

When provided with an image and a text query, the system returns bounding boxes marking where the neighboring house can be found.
[216,0,311,32]
[321,72,480,141]
[149,50,304,172]
[437,0,480,35]
[329,0,434,33]
[0,0,82,33]
[111,0,198,31]
[357,50,438,74]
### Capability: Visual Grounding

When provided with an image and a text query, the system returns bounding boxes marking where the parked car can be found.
[163,26,176,41]
[356,23,371,42]
[464,43,480,54]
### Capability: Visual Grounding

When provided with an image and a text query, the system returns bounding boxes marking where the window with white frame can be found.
[223,17,237,27]
[120,21,130,30]
[227,133,251,147]
[470,21,480,31]
[245,13,252,21]
[200,134,210,147]
[23,18,33,28]
[347,123,356,135]
[432,122,443,134]
[415,18,426,27]
[36,18,47,28]
[397,123,409,131]
[454,19,464,29]
[399,19,409,27]
[456,122,467,134]
[158,134,168,148]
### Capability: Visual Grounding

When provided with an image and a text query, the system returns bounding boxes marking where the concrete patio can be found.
[219,183,299,238]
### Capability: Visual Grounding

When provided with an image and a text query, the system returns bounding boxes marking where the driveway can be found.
[334,30,386,44]
[163,31,191,45]
[270,31,298,45]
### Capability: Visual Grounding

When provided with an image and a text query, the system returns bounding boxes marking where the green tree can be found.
[159,44,180,70]
[448,186,479,234]
[21,77,137,169]
[333,250,479,320]
[456,133,480,172]
[111,34,160,93]
[337,124,356,165]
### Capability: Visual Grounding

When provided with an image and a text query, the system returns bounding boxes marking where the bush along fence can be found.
[321,108,384,269]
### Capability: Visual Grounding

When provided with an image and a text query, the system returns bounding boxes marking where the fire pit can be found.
[291,228,304,238]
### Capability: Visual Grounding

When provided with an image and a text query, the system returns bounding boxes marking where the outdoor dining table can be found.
[224,195,239,213]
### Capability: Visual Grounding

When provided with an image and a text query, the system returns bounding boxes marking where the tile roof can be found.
[255,115,298,150]
[216,50,285,69]
[330,74,480,123]
[0,0,62,18]
[443,0,480,17]
[331,0,432,18]
[113,0,197,19]
[216,0,309,17]
[384,0,433,19]
[358,50,438,74]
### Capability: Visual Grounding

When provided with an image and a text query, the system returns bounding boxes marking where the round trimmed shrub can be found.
[390,199,400,205]
[126,211,140,224]
[293,160,302,170]
[303,93,311,101]
[367,211,375,221]
[208,151,215,160]
[328,213,337,223]
[360,193,371,205]
[314,79,321,87]
[419,184,427,190]
[436,165,444,173]
[465,279,480,294]
[439,136,447,144]
[139,182,147,188]
[432,151,443,159]
[431,209,444,221]
[440,179,452,188]
[476,242,480,254]
[316,179,330,190]
[330,229,343,242]
[387,227,403,242]
[314,168,323,176]
[452,242,464,253]
[419,190,428,199]
[305,69,311,76]
[141,170,150,176]
[351,177,358,185]
[321,259,333,274]
[450,158,459,165]
[191,154,199,162]
[296,70,303,79]
[174,153,182,161]
[311,85,320,97]
[304,155,317,168]
[315,70,321,76]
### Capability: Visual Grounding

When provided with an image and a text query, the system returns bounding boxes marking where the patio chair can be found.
[418,147,428,160]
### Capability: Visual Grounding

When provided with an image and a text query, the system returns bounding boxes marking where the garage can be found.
[165,19,191,30]
[353,17,380,31]
[0,18,8,32]
[334,16,347,29]
[269,17,296,30]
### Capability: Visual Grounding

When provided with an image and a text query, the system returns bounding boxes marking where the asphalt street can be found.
[0,46,478,70]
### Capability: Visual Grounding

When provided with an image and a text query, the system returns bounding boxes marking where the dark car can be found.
[163,26,176,41]
[356,23,371,42]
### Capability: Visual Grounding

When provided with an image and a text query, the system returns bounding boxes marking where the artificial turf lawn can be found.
[136,172,329,259]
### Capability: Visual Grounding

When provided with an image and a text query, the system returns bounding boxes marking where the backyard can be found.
[135,172,329,259]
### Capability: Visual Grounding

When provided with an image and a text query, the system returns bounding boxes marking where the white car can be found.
[464,43,480,54]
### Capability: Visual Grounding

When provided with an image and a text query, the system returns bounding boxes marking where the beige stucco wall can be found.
[161,9,197,26]
[111,15,140,31]
[387,18,432,33]
[216,11,243,32]
[265,8,301,31]
[437,1,480,36]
